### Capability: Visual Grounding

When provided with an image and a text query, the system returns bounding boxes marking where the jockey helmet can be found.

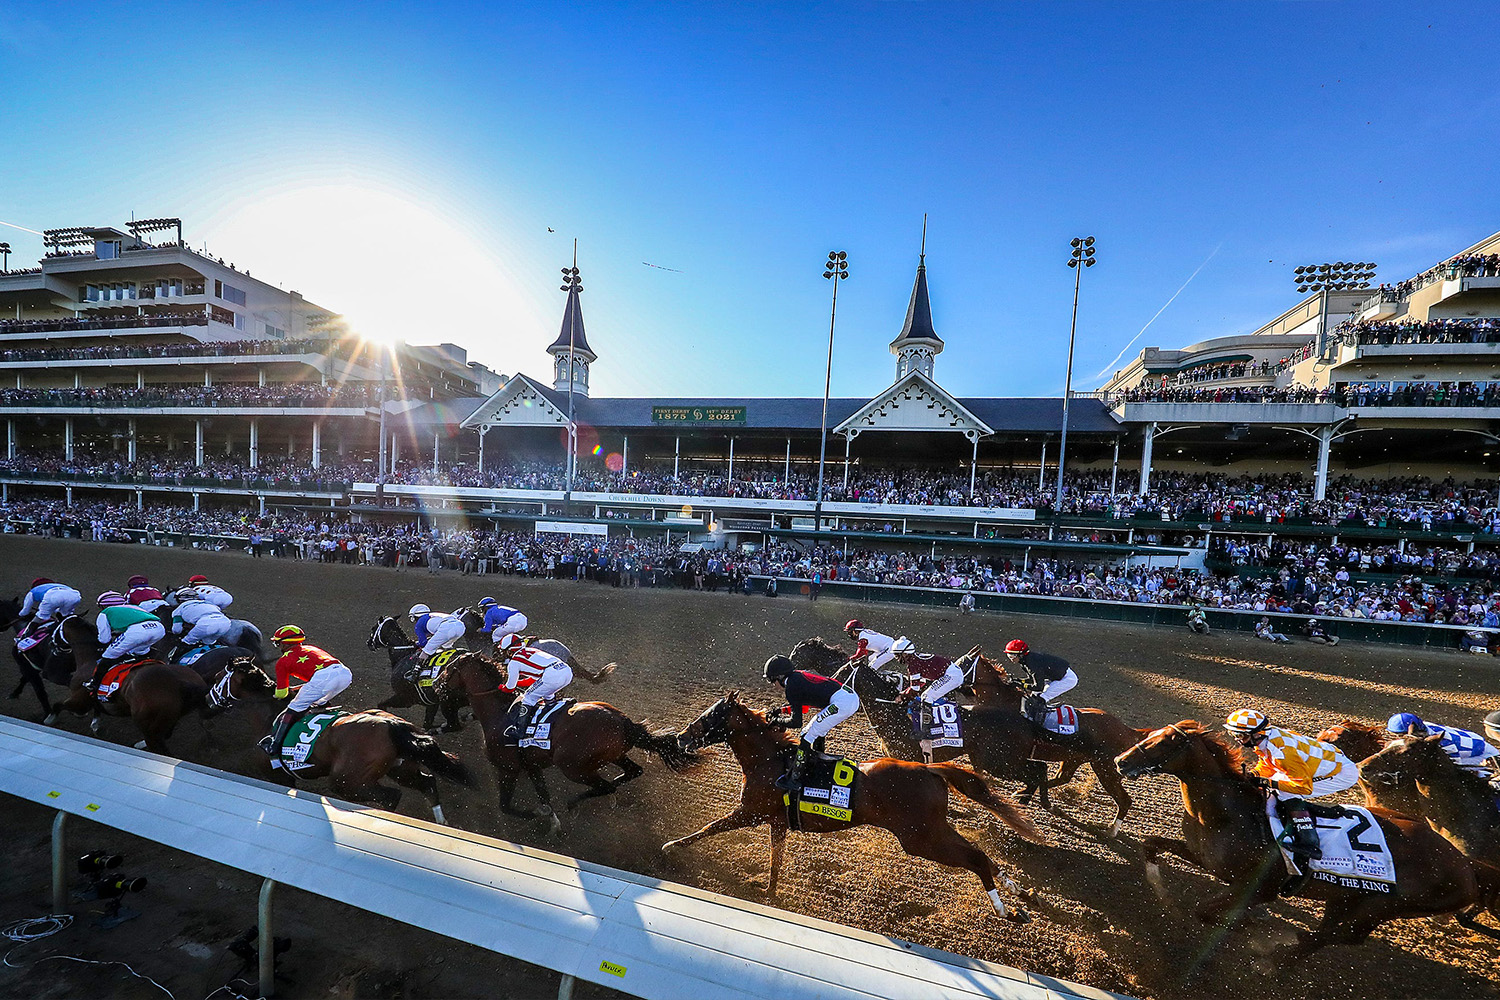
[1386,712,1427,736]
[174,586,200,602]
[1486,709,1500,747]
[891,637,915,657]
[97,591,127,607]
[30,577,53,588]
[1004,639,1029,657]
[1224,708,1270,741]
[188,574,209,585]
[498,633,523,656]
[272,625,307,645]
[763,655,795,681]
[844,619,865,636]
[408,603,431,620]
[477,597,497,609]
[127,574,149,588]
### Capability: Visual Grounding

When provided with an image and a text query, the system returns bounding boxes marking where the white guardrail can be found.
[0,717,1127,1000]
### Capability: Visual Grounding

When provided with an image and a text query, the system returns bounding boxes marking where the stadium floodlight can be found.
[1056,237,1096,510]
[0,242,9,273]
[1295,259,1378,293]
[814,250,849,533]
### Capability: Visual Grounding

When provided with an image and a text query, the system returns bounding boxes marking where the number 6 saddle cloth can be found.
[1269,802,1396,892]
[785,751,859,828]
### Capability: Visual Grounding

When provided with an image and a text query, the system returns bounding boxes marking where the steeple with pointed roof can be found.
[547,243,596,397]
[889,215,944,383]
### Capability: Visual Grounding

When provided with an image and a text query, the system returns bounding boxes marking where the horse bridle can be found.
[1121,723,1197,777]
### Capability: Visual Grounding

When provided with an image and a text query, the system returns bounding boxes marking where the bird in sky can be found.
[547,227,555,233]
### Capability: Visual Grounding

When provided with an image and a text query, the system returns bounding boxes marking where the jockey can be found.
[843,619,899,672]
[1003,639,1078,725]
[496,633,571,741]
[1385,712,1499,775]
[1225,708,1359,863]
[409,604,466,664]
[477,597,529,649]
[259,625,353,758]
[171,588,233,650]
[893,638,967,730]
[84,592,168,694]
[763,655,860,798]
[20,577,81,625]
[1254,617,1291,643]
[186,574,233,610]
[125,575,169,614]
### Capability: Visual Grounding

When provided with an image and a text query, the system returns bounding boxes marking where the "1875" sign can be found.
[652,406,746,425]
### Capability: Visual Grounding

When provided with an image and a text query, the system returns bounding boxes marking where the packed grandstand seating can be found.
[1383,251,1500,300]
[0,337,345,363]
[0,384,377,408]
[0,311,209,335]
[6,495,1499,624]
[1350,318,1500,345]
[0,450,359,491]
[1119,379,1500,407]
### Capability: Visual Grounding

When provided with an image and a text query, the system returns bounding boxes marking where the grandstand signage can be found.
[536,520,608,536]
[651,405,746,425]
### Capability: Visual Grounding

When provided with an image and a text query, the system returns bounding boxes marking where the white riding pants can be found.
[38,587,81,621]
[103,620,167,660]
[182,613,233,646]
[802,688,861,744]
[920,664,967,704]
[1040,668,1078,704]
[288,664,352,711]
[490,612,529,646]
[421,617,467,656]
[866,647,897,672]
[519,663,573,707]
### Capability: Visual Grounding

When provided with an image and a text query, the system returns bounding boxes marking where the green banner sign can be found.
[652,405,746,425]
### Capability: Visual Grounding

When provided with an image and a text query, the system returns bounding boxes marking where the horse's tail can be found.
[927,763,1047,845]
[577,660,616,685]
[389,721,476,787]
[624,718,697,772]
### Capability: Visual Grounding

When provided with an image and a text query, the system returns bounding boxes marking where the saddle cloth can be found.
[1042,705,1078,735]
[1269,804,1396,892]
[178,644,217,666]
[909,699,964,755]
[277,709,348,772]
[97,659,151,702]
[785,751,858,825]
[15,623,52,653]
[518,698,573,750]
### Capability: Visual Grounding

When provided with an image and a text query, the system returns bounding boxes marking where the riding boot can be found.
[260,708,303,757]
[503,700,533,744]
[1023,693,1048,727]
[775,740,810,792]
[85,655,122,695]
[919,700,935,734]
[1279,799,1322,860]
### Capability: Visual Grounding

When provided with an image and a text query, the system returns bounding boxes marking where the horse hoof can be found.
[134,740,148,750]
[431,805,448,826]
[89,719,101,734]
[1005,908,1031,924]
[1107,819,1122,840]
[42,713,59,727]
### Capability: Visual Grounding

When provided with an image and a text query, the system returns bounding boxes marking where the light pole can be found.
[1294,261,1376,356]
[0,242,9,273]
[561,245,582,504]
[814,250,848,534]
[1056,237,1094,511]
[376,342,390,505]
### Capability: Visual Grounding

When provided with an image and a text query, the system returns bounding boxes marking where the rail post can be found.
[259,878,278,998]
[51,811,68,913]
[557,972,576,1000]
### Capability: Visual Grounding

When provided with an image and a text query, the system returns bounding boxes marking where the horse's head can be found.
[789,637,847,675]
[230,657,277,694]
[969,651,1023,704]
[0,595,24,632]
[1317,719,1391,765]
[1358,732,1448,790]
[368,616,401,650]
[679,691,764,752]
[57,614,92,654]
[454,607,484,633]
[1116,720,1245,780]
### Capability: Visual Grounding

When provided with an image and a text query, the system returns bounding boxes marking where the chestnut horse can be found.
[438,651,692,832]
[664,692,1045,920]
[1116,721,1479,958]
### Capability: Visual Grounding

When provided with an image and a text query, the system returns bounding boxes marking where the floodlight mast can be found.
[1056,237,1095,511]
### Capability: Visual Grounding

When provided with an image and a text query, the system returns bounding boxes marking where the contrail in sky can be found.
[0,219,44,236]
[1090,240,1224,383]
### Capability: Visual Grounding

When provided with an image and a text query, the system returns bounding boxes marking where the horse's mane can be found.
[795,636,846,655]
[973,653,1013,684]
[1171,719,1249,772]
[1333,718,1384,736]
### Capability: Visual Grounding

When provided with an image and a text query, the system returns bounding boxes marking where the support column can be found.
[74,372,81,389]
[127,418,136,463]
[64,417,74,460]
[1139,422,1156,495]
[258,367,266,387]
[674,436,680,478]
[249,419,259,469]
[258,496,266,516]
[477,426,487,474]
[204,371,211,387]
[195,419,205,467]
[842,434,851,489]
[433,430,440,475]
[970,435,979,499]
[6,418,13,460]
[1037,441,1046,492]
[1110,438,1120,496]
[1315,426,1333,501]
[287,432,295,458]
[391,433,400,466]
[136,490,143,510]
[622,435,628,477]
[193,492,200,511]
[137,370,144,389]
[224,430,232,457]
[311,422,321,469]
[728,436,735,481]
[65,486,72,505]
[785,437,791,483]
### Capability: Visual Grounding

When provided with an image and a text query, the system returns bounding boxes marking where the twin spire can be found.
[889,214,943,382]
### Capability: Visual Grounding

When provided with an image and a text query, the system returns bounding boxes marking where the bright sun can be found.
[201,181,546,363]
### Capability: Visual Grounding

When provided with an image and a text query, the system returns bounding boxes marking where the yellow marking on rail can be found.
[600,960,627,978]
[46,790,60,799]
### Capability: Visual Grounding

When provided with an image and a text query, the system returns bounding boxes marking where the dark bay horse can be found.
[52,615,211,755]
[208,656,475,824]
[2,595,56,717]
[1115,721,1480,958]
[439,651,691,832]
[368,616,465,731]
[664,692,1045,920]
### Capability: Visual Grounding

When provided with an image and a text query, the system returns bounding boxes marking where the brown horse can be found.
[1115,721,1480,958]
[210,656,475,824]
[53,615,211,755]
[438,651,694,832]
[664,692,1045,920]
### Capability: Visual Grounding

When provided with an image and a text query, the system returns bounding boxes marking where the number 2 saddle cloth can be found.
[1268,802,1396,893]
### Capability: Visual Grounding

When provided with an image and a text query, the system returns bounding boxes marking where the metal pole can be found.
[259,878,278,998]
[1111,438,1119,496]
[1055,260,1082,509]
[557,973,576,1000]
[815,270,841,533]
[970,436,978,499]
[622,434,628,477]
[377,346,389,504]
[51,812,68,914]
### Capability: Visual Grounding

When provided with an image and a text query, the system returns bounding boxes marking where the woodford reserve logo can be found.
[651,406,747,425]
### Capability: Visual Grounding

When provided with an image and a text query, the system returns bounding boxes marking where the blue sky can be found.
[2,2,1497,399]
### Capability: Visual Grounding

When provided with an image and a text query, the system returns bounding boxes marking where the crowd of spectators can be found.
[1384,252,1500,300]
[1350,318,1500,346]
[0,450,360,491]
[0,311,208,336]
[1211,537,1500,582]
[0,337,343,364]
[0,384,377,408]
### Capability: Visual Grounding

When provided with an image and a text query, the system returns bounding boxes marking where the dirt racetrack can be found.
[1,534,1498,1000]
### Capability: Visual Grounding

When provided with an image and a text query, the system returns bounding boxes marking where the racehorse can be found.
[791,637,1139,836]
[1115,721,1481,958]
[206,656,475,824]
[1,595,56,718]
[663,692,1045,920]
[437,651,691,832]
[149,606,267,667]
[51,615,213,755]
[368,615,466,731]
[449,608,618,684]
